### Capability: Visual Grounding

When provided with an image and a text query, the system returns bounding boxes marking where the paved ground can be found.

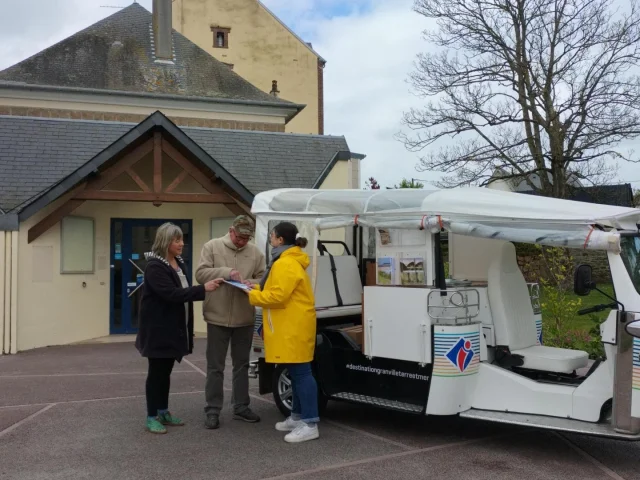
[0,339,638,480]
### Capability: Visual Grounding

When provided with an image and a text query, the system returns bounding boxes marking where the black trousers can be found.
[146,358,176,417]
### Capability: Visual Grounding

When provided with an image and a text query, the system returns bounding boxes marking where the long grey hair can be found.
[151,222,183,259]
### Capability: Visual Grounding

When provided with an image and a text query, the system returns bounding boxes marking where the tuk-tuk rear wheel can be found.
[272,364,328,418]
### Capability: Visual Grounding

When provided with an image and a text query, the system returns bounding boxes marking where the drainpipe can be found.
[0,205,18,354]
[2,233,10,354]
[0,233,4,354]
[9,231,17,354]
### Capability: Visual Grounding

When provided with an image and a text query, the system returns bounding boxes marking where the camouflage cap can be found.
[232,215,255,237]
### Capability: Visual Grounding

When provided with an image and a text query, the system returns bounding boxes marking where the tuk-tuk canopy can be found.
[251,187,640,252]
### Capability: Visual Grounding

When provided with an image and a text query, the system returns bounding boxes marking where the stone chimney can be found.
[153,0,172,61]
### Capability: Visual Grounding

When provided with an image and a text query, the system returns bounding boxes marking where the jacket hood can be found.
[280,247,310,269]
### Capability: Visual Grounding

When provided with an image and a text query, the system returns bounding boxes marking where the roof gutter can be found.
[0,81,306,113]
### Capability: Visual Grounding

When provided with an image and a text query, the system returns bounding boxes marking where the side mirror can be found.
[625,320,640,339]
[574,264,595,296]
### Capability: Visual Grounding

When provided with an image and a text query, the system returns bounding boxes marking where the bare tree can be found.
[400,0,640,197]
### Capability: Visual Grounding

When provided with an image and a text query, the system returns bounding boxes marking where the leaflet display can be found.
[375,228,431,286]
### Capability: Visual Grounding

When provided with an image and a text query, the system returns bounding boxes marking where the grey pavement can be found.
[0,339,638,480]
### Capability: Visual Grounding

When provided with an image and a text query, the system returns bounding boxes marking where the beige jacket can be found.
[195,234,266,328]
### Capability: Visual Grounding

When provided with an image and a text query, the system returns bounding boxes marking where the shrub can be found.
[536,245,581,330]
[541,316,605,361]
[526,245,606,361]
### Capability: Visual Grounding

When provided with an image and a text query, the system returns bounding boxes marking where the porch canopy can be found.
[252,187,640,253]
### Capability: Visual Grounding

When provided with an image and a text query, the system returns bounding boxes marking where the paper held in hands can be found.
[223,279,252,292]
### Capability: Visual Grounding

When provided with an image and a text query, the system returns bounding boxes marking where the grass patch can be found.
[541,283,614,333]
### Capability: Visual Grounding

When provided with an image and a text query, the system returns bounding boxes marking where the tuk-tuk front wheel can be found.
[272,364,328,418]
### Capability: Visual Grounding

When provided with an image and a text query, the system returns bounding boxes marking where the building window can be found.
[211,217,235,240]
[211,27,230,49]
[60,216,95,274]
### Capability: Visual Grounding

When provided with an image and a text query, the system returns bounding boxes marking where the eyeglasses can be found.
[232,229,253,242]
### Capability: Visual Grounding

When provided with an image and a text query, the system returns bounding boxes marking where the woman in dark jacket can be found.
[135,222,222,434]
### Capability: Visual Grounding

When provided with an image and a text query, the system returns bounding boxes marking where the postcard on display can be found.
[399,255,426,285]
[377,256,395,285]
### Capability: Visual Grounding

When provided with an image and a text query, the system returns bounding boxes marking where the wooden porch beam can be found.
[126,168,151,192]
[218,186,254,218]
[154,132,162,193]
[87,139,154,191]
[226,202,252,217]
[164,170,189,193]
[28,198,86,244]
[225,203,245,216]
[74,190,235,204]
[161,139,225,195]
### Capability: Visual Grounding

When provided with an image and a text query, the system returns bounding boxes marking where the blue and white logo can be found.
[445,337,475,373]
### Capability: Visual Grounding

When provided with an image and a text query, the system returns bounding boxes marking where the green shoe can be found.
[146,417,167,434]
[158,411,185,426]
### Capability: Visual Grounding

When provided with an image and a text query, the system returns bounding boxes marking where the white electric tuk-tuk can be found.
[248,187,640,440]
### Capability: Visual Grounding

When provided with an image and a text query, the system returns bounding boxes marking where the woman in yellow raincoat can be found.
[246,221,318,443]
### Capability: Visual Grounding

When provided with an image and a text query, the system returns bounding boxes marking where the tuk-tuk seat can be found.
[310,255,363,310]
[488,242,589,374]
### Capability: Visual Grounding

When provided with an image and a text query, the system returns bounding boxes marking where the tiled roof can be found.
[0,3,296,107]
[0,115,350,213]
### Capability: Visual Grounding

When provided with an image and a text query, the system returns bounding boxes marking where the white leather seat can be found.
[309,255,363,309]
[487,242,588,374]
[510,345,588,373]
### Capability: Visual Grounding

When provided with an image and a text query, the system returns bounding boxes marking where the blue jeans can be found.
[287,362,319,424]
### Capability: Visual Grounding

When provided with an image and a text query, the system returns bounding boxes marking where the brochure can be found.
[223,279,252,292]
[400,256,425,285]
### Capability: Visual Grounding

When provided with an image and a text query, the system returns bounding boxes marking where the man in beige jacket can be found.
[195,215,265,429]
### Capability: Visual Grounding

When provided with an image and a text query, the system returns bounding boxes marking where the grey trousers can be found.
[204,323,254,415]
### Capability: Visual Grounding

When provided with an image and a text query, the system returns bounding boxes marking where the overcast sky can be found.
[1,0,640,189]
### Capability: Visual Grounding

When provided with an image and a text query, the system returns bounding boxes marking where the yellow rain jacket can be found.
[248,247,316,364]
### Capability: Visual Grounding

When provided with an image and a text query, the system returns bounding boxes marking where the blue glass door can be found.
[110,219,193,334]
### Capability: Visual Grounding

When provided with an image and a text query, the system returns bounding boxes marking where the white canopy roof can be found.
[252,188,434,215]
[252,187,640,228]
[252,187,640,253]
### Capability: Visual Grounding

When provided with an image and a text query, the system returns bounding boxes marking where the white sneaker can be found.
[284,423,319,443]
[275,416,305,432]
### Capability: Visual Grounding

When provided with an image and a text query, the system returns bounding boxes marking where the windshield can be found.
[620,236,640,293]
